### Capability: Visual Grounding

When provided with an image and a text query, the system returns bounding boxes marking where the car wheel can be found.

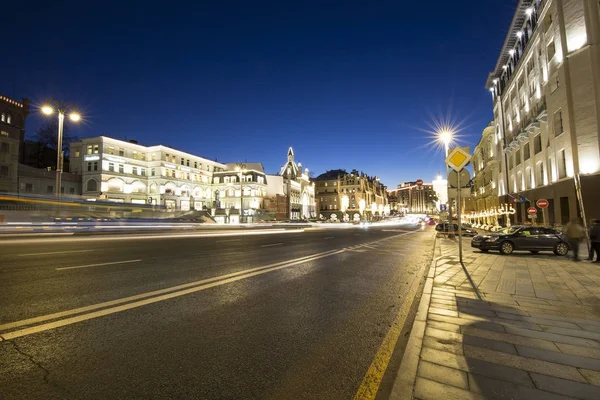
[554,242,569,256]
[530,250,540,254]
[500,241,514,255]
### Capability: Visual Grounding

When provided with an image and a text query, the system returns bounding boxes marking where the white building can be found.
[70,137,225,210]
[432,174,448,211]
[486,0,600,225]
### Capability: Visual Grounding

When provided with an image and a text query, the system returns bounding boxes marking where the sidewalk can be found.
[390,236,600,399]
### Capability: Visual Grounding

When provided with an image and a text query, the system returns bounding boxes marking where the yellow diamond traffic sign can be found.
[445,147,472,172]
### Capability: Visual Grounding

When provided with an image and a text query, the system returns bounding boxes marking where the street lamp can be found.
[436,128,455,234]
[235,163,246,223]
[41,102,81,198]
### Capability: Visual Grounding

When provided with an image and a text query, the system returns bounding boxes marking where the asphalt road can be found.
[0,224,435,400]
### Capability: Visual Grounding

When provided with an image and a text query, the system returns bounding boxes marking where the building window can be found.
[119,164,124,174]
[93,162,98,171]
[133,167,138,175]
[194,162,198,169]
[547,41,556,61]
[554,110,563,136]
[152,153,157,161]
[558,149,567,179]
[141,168,146,176]
[534,135,542,154]
[516,149,521,165]
[151,168,155,176]
[87,162,92,172]
[108,146,115,155]
[537,162,545,186]
[214,177,220,184]
[69,187,75,194]
[47,185,53,193]
[0,143,8,153]
[74,150,80,158]
[186,160,190,167]
[524,143,530,160]
[6,114,11,124]
[108,162,114,172]
[24,183,33,192]
[87,145,92,154]
[181,158,184,165]
[119,148,124,156]
[0,165,8,178]
[93,144,99,154]
[0,113,4,122]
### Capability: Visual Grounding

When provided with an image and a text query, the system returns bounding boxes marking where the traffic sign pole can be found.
[457,168,463,264]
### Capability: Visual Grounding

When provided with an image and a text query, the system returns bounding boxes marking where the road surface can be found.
[0,225,434,399]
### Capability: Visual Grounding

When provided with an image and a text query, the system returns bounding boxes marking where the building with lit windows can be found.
[314,169,387,222]
[396,181,437,214]
[471,123,502,224]
[211,163,268,224]
[0,95,29,193]
[486,0,600,226]
[70,136,225,209]
[278,147,316,219]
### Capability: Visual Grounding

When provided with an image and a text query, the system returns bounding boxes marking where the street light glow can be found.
[41,106,54,115]
[438,129,453,146]
[69,113,81,122]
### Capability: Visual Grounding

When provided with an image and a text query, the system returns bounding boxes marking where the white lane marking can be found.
[0,249,343,332]
[324,236,334,239]
[0,229,304,245]
[0,250,346,339]
[216,239,242,243]
[56,259,142,271]
[261,242,283,247]
[18,250,95,257]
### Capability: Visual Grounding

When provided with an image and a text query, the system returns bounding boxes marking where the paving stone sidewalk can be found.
[390,236,600,399]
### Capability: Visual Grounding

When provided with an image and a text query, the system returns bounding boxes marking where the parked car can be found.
[435,222,478,237]
[471,226,569,255]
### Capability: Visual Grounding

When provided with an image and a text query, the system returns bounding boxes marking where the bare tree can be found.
[33,121,79,155]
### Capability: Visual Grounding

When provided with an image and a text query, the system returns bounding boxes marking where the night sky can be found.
[1,0,517,188]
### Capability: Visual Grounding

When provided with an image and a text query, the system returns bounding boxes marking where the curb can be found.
[388,242,439,399]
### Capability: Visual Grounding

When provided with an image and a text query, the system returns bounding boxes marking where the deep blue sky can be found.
[1,0,517,188]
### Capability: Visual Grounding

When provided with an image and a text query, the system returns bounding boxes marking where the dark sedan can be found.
[435,222,478,237]
[471,226,569,255]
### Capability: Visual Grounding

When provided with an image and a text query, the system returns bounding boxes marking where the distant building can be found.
[387,190,399,214]
[278,147,316,219]
[396,181,437,214]
[17,164,81,196]
[486,0,600,225]
[314,169,388,222]
[69,136,225,209]
[431,175,448,212]
[212,162,268,224]
[470,123,502,224]
[0,94,29,192]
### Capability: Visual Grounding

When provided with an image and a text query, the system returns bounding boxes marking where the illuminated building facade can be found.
[314,169,387,222]
[70,137,225,209]
[0,95,29,193]
[396,181,437,214]
[278,147,316,219]
[471,123,502,224]
[486,0,600,225]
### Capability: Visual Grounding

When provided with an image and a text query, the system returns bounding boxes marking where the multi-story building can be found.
[486,0,600,226]
[387,190,400,214]
[70,136,225,209]
[471,122,502,224]
[17,164,81,196]
[0,95,29,193]
[212,163,268,223]
[314,169,387,221]
[278,147,316,219]
[396,181,437,214]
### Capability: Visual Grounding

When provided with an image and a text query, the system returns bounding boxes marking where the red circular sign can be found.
[536,199,549,209]
[416,179,424,186]
[527,207,538,215]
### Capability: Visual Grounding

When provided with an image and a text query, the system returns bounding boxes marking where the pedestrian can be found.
[590,220,600,263]
[588,220,597,261]
[566,218,585,261]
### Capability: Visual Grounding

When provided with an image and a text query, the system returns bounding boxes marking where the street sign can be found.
[527,206,538,215]
[416,179,424,186]
[445,147,472,172]
[536,199,549,209]
[448,169,471,188]
[440,204,447,211]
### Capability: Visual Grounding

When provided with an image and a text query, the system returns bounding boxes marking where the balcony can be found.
[535,99,547,122]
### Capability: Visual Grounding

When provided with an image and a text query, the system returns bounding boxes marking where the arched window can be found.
[87,179,98,192]
[1,113,5,122]
[6,114,11,124]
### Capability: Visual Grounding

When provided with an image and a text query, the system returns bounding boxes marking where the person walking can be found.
[566,218,585,261]
[590,220,600,263]
[588,219,597,261]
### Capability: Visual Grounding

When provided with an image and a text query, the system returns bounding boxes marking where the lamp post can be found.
[235,163,246,223]
[437,128,454,234]
[41,103,81,198]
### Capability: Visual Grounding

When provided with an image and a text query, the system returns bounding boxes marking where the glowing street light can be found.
[40,102,82,198]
